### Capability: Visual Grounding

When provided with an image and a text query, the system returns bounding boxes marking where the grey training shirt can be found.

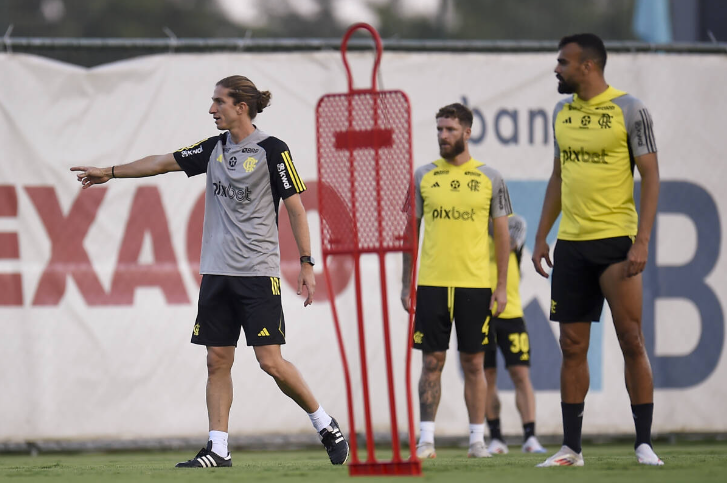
[174,129,306,277]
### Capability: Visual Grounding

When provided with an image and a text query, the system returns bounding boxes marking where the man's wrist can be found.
[300,255,315,266]
[634,235,650,246]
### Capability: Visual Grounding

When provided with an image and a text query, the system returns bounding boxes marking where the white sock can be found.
[209,430,228,457]
[469,424,485,445]
[419,421,435,445]
[308,405,333,433]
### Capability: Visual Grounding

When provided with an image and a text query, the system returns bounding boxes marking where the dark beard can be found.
[439,136,465,160]
[558,79,576,94]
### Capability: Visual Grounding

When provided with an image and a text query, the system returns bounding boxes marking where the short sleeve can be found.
[625,99,658,157]
[261,137,306,200]
[173,136,221,177]
[484,167,512,219]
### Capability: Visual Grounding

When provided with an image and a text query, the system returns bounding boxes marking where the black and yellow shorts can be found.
[412,285,494,354]
[550,236,632,323]
[192,275,286,347]
[484,317,531,368]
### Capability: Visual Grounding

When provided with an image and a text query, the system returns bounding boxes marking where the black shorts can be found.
[412,286,494,353]
[483,317,531,368]
[192,275,286,347]
[550,236,632,323]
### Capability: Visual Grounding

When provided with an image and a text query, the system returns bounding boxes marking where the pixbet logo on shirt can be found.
[431,206,476,221]
[213,181,251,202]
[561,147,609,164]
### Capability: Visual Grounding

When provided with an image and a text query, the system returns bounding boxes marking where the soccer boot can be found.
[416,442,436,459]
[467,441,492,458]
[488,438,509,455]
[536,445,584,467]
[175,441,232,468]
[319,417,349,465]
[635,443,664,466]
[522,435,547,453]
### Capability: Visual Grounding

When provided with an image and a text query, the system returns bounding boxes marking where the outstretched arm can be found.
[532,157,562,278]
[283,193,315,307]
[71,153,181,189]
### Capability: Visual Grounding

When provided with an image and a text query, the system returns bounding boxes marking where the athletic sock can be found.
[523,422,535,442]
[209,430,228,457]
[307,405,333,433]
[561,402,584,454]
[419,421,435,445]
[631,403,654,449]
[487,418,502,441]
[469,424,486,446]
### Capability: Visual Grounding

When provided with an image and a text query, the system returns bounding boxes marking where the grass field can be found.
[1,442,726,483]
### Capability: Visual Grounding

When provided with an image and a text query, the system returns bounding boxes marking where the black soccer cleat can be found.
[319,417,349,465]
[175,440,232,468]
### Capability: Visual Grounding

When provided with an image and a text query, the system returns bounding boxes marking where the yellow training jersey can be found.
[415,158,512,288]
[488,214,526,319]
[553,86,657,241]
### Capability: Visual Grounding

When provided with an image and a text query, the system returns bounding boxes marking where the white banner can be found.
[0,50,725,443]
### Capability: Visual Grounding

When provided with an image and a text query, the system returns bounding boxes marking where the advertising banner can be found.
[0,50,724,441]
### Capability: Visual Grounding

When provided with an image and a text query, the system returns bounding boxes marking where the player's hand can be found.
[490,286,507,317]
[532,238,552,278]
[71,166,110,189]
[400,286,411,313]
[297,264,315,306]
[625,239,648,278]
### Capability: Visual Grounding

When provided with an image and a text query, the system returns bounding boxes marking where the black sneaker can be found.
[175,441,232,468]
[319,417,349,465]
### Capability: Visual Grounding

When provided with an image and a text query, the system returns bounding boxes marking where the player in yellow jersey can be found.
[532,34,662,467]
[483,214,546,455]
[401,103,512,459]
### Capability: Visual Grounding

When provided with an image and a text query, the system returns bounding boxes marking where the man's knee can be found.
[422,352,446,375]
[508,366,530,387]
[617,325,646,359]
[258,359,281,378]
[559,331,589,361]
[459,352,484,377]
[484,368,498,385]
[256,351,285,379]
[207,347,235,374]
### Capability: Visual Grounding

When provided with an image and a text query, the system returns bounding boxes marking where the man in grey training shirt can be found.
[72,75,349,468]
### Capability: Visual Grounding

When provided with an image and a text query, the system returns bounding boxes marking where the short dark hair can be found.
[435,103,473,128]
[558,33,607,71]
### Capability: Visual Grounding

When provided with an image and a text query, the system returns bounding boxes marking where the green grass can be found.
[1,442,726,483]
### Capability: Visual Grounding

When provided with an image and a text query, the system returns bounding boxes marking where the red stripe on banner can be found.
[0,274,22,305]
[0,233,19,259]
[0,185,17,216]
